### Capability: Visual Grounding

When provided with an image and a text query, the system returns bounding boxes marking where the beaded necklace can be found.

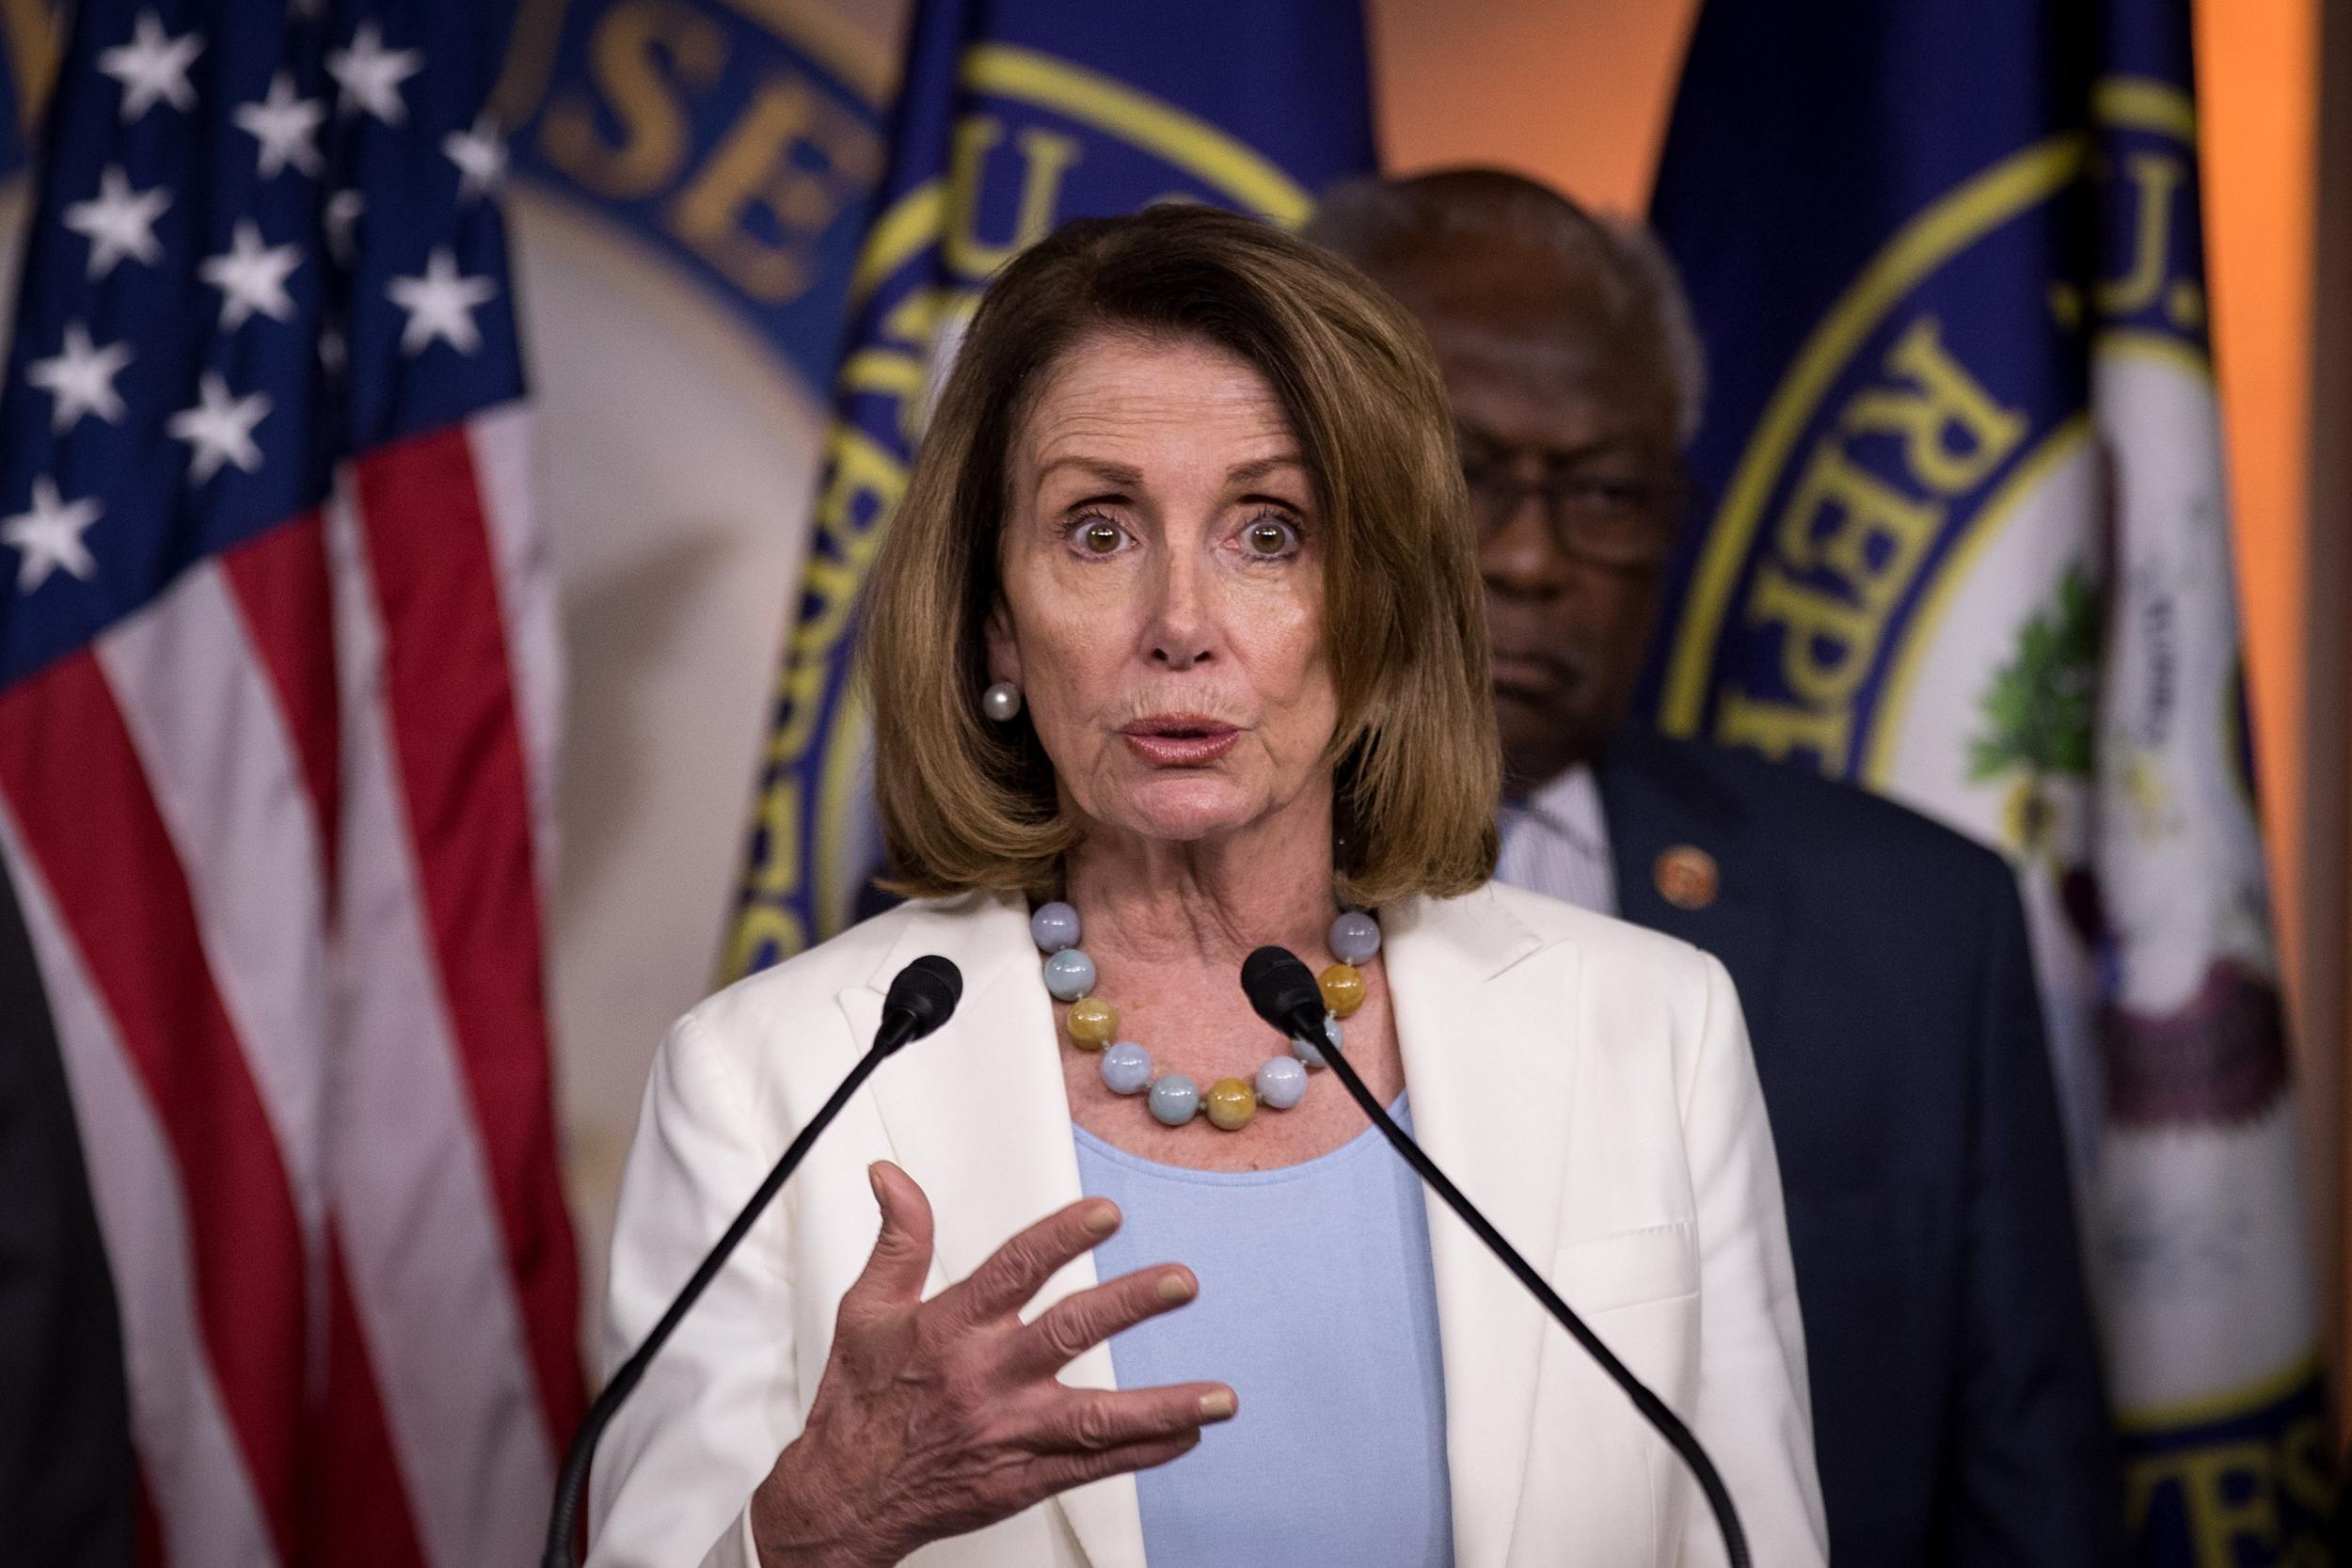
[1033,900,1382,1132]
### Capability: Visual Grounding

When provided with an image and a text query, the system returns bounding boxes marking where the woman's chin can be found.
[1098,774,1273,845]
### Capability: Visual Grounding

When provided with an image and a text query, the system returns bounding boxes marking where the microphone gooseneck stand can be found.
[540,955,964,1568]
[1239,945,1753,1568]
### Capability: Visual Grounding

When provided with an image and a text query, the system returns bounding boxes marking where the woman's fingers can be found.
[1025,1383,1237,1456]
[930,1196,1124,1328]
[835,1162,937,1323]
[1017,1418,1218,1502]
[1006,1263,1201,1375]
[980,1386,1234,1520]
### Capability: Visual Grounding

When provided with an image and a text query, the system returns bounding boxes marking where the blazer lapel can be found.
[1384,886,1575,1568]
[1596,731,1782,1029]
[845,886,1582,1568]
[850,892,1148,1568]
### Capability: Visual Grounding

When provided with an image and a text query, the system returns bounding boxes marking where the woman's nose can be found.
[1147,548,1215,669]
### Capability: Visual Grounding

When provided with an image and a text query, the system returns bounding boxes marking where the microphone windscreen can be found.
[884,954,963,1040]
[1240,945,1323,1033]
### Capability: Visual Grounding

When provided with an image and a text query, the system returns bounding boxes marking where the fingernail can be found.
[1156,1271,1195,1304]
[1198,1389,1236,1421]
[867,1163,885,1206]
[1084,1202,1120,1237]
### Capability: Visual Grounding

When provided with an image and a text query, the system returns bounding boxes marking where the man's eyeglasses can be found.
[1460,457,1684,570]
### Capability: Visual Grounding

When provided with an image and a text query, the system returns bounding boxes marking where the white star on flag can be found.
[442,114,506,202]
[232,71,326,179]
[199,221,302,331]
[96,10,202,122]
[327,22,423,125]
[388,248,497,356]
[26,323,135,433]
[62,166,169,279]
[2,478,103,593]
[167,371,272,483]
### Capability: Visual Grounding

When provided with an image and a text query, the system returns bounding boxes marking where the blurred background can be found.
[0,0,2341,1562]
[479,0,2333,1395]
[298,0,2332,1353]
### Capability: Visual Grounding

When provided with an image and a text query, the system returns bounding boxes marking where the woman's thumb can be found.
[846,1161,934,1307]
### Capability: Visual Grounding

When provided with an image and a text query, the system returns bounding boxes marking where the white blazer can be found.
[587,883,1826,1568]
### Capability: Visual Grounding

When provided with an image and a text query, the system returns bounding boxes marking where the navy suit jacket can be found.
[0,862,134,1567]
[1591,728,2119,1566]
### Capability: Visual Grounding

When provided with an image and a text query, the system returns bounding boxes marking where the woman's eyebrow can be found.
[1226,453,1304,483]
[1035,454,1143,488]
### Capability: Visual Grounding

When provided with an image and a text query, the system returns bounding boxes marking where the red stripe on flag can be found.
[306,1227,429,1568]
[220,514,342,897]
[349,426,583,1449]
[225,522,425,1564]
[134,1466,162,1568]
[0,653,308,1563]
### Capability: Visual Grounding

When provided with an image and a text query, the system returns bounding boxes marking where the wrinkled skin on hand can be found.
[749,1162,1235,1568]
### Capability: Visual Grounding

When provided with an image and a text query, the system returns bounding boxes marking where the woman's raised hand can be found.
[748,1161,1234,1568]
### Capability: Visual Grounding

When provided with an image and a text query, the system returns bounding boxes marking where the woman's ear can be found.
[983,598,1021,688]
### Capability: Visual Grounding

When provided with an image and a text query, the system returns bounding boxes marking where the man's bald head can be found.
[1305,168,1704,443]
[1306,169,1703,791]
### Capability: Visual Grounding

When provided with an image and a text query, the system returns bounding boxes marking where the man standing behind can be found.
[1311,170,2120,1565]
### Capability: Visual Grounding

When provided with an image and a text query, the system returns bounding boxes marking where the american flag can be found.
[0,4,581,1564]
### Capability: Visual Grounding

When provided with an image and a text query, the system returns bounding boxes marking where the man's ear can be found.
[982,597,1021,688]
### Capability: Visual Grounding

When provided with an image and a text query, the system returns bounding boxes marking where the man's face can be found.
[1385,243,1683,795]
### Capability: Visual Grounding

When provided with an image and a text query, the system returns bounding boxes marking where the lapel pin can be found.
[1654,845,1720,911]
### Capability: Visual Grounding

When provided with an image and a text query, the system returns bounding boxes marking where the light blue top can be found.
[1072,1098,1455,1567]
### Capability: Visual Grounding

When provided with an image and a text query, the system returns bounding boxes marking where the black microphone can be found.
[1240,945,1752,1568]
[540,954,964,1568]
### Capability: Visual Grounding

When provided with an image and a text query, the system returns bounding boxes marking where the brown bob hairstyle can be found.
[863,204,1499,909]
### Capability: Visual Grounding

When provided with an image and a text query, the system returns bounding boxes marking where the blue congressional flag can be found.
[723,0,1375,974]
[1649,0,2328,1560]
[501,0,889,391]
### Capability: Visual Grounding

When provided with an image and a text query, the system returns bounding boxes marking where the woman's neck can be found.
[1060,787,1338,972]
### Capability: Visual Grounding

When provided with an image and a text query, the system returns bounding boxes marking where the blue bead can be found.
[1291,1012,1343,1067]
[1256,1055,1309,1109]
[1149,1074,1200,1126]
[1042,948,1095,1001]
[1100,1041,1153,1095]
[1329,910,1381,965]
[1030,900,1081,954]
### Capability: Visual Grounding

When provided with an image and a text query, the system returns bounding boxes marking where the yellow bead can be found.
[1319,962,1366,1019]
[1203,1077,1257,1132]
[1067,997,1118,1051]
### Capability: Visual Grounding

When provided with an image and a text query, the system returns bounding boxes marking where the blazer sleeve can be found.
[1679,952,1828,1567]
[587,1010,798,1568]
[1942,872,2122,1563]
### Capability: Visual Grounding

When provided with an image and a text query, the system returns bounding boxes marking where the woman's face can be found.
[989,331,1339,849]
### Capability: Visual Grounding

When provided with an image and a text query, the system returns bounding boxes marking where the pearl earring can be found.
[981,681,1022,722]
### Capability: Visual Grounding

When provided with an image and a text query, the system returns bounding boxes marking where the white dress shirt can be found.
[1496,765,1616,917]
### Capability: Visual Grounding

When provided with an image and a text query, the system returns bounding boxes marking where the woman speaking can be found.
[588,207,1825,1567]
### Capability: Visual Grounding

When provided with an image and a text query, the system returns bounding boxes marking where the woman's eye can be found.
[1244,517,1299,557]
[1078,519,1124,555]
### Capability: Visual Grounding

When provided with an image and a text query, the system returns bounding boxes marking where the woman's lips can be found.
[1119,716,1241,766]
